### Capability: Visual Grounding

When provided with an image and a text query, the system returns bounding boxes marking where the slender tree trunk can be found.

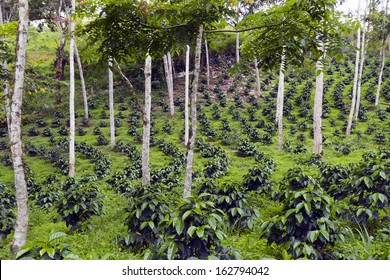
[0,4,11,136]
[375,0,389,107]
[167,52,174,113]
[142,55,152,186]
[375,47,386,106]
[74,42,89,119]
[108,59,115,149]
[276,51,285,151]
[346,23,361,135]
[205,39,210,89]
[235,4,240,63]
[184,25,203,198]
[68,0,76,178]
[254,57,261,98]
[313,59,324,154]
[184,45,190,146]
[354,20,366,121]
[9,0,29,258]
[163,54,174,118]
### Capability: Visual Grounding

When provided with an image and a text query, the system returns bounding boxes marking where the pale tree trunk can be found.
[375,0,389,107]
[354,19,366,121]
[346,19,361,134]
[9,0,29,258]
[68,0,76,178]
[313,59,324,154]
[163,54,174,118]
[167,52,174,113]
[74,42,89,119]
[276,51,286,151]
[235,3,240,63]
[142,55,152,186]
[375,47,386,107]
[184,25,203,198]
[184,45,190,146]
[0,4,11,135]
[205,39,210,89]
[254,57,261,98]
[108,59,115,149]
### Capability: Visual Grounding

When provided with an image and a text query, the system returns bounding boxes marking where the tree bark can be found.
[163,54,174,118]
[346,24,361,135]
[9,0,29,258]
[235,3,240,63]
[142,55,152,186]
[276,51,285,151]
[74,42,89,119]
[375,0,389,107]
[108,58,115,149]
[313,59,324,154]
[167,52,174,116]
[0,3,11,135]
[184,45,190,146]
[354,20,366,121]
[68,0,76,178]
[254,57,261,98]
[184,25,203,198]
[205,39,210,89]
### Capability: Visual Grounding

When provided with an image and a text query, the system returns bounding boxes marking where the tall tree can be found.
[276,49,285,151]
[354,1,368,121]
[9,0,29,258]
[184,45,190,146]
[108,58,115,149]
[374,0,389,106]
[184,24,203,198]
[163,54,174,118]
[68,0,76,178]
[142,55,152,186]
[346,2,362,135]
[313,40,324,154]
[0,2,12,135]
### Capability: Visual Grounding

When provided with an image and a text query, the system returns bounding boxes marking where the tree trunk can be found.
[184,45,190,146]
[235,4,240,63]
[375,0,389,107]
[313,59,324,154]
[163,54,174,118]
[276,51,285,151]
[9,0,29,258]
[254,57,261,98]
[205,39,210,89]
[108,59,115,149]
[354,20,366,121]
[68,0,76,178]
[142,55,152,186]
[167,52,174,115]
[0,4,11,135]
[184,25,203,198]
[346,25,361,135]
[74,42,89,119]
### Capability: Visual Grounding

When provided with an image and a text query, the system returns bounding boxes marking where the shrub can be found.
[263,168,341,259]
[57,178,104,231]
[157,194,230,260]
[122,184,170,252]
[0,183,15,240]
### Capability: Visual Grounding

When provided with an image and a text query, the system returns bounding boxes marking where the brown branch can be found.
[113,58,145,117]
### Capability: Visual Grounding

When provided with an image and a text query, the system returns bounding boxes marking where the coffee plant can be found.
[263,168,341,259]
[57,178,104,231]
